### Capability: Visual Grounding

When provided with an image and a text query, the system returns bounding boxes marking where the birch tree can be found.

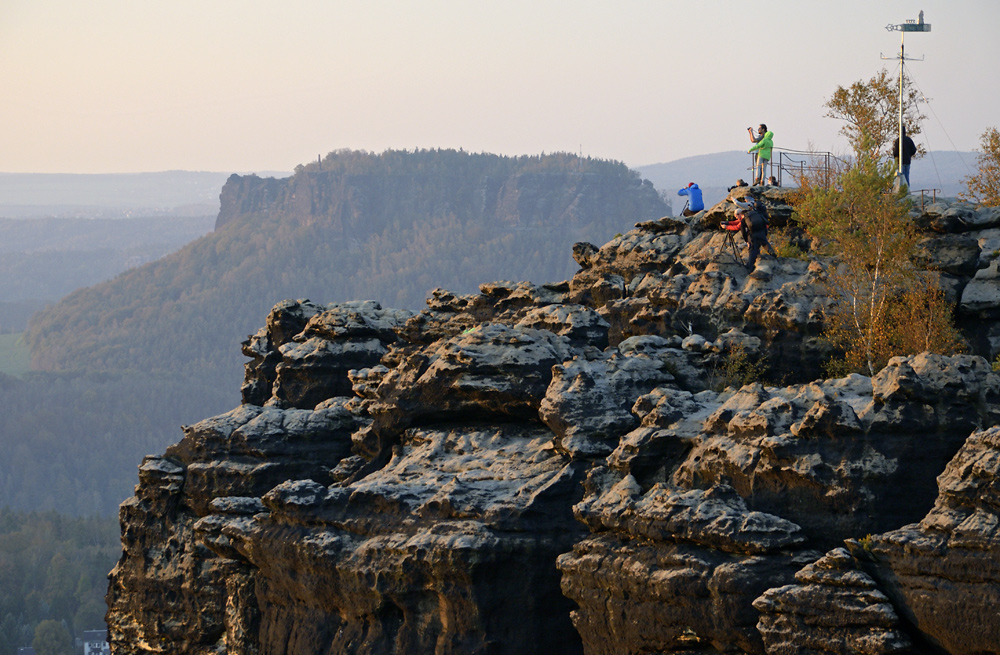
[794,152,964,375]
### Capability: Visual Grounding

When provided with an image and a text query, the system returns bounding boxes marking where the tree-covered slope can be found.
[0,509,120,655]
[26,150,667,383]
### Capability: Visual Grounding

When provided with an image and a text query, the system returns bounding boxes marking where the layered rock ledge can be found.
[108,194,1000,655]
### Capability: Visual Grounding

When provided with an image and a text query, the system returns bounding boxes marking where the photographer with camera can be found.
[747,124,774,186]
[733,195,776,271]
[677,182,704,216]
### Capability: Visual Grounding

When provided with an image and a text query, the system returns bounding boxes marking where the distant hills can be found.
[27,150,668,376]
[0,170,288,218]
[0,216,214,332]
[0,149,976,220]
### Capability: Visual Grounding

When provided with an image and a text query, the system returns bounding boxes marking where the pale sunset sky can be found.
[0,0,996,173]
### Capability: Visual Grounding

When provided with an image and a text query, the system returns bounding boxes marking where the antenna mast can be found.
[883,11,931,188]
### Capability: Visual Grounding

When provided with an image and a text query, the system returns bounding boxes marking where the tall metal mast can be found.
[883,11,931,188]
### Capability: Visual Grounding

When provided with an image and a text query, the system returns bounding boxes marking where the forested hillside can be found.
[28,150,665,378]
[0,216,214,332]
[0,510,119,655]
[14,149,668,515]
[0,370,230,514]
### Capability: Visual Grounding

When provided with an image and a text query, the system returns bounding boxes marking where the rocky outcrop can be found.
[753,548,912,654]
[855,425,1000,654]
[108,193,1000,655]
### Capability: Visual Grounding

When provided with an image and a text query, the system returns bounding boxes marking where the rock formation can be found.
[108,190,1000,654]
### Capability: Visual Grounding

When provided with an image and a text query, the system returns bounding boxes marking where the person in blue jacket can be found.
[678,182,704,216]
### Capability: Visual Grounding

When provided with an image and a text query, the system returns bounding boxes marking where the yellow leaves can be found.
[889,276,967,357]
[823,278,964,377]
[793,153,966,376]
[823,68,926,158]
[961,126,1000,208]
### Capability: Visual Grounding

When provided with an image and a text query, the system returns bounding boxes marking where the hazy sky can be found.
[1,1,997,174]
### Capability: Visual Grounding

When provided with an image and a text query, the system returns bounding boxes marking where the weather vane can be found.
[885,11,931,34]
[881,11,932,188]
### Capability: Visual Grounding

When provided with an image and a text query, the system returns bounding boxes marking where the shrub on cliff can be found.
[961,126,1000,207]
[793,152,965,376]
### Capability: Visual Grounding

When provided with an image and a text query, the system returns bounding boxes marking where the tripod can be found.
[721,221,745,266]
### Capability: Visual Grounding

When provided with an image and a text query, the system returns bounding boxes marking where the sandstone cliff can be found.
[108,190,1000,654]
[215,152,666,233]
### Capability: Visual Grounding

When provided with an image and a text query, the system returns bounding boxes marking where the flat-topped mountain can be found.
[26,150,667,380]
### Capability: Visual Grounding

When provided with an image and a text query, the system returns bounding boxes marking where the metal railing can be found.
[746,149,943,209]
[914,188,941,210]
[749,149,848,187]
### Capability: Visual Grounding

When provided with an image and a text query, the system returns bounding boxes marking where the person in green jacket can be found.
[748,129,774,186]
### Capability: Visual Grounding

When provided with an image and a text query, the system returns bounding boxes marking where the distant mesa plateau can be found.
[106,153,1000,654]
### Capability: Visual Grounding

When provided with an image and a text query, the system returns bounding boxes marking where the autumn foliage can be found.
[961,126,1000,207]
[823,68,926,157]
[793,153,965,376]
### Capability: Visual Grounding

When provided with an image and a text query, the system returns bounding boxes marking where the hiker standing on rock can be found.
[735,197,776,271]
[748,126,774,186]
[677,182,704,216]
[748,124,765,182]
[890,125,918,187]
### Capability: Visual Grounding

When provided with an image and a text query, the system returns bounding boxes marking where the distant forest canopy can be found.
[0,215,214,332]
[0,508,119,655]
[0,369,231,515]
[13,148,667,516]
[297,147,641,176]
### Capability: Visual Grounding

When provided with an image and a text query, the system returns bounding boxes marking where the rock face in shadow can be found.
[108,193,1000,655]
[858,425,1000,655]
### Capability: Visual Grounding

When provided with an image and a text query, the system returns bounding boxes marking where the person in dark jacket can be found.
[736,205,774,271]
[677,182,704,216]
[890,125,918,186]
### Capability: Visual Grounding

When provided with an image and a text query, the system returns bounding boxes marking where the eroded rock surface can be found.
[108,194,1000,655]
[858,426,1000,655]
[753,548,911,655]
